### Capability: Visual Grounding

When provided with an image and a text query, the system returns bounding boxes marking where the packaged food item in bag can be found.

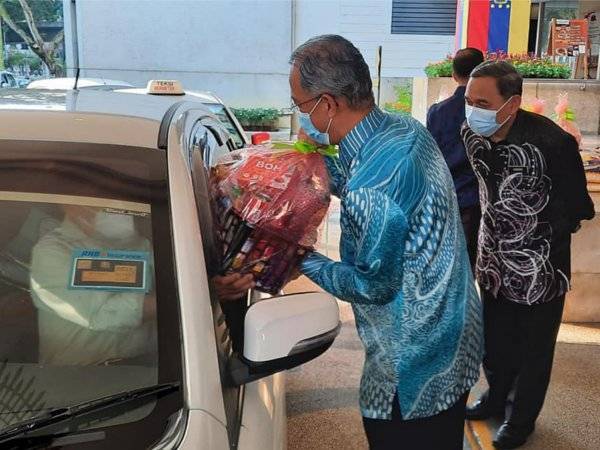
[523,98,546,115]
[210,141,334,294]
[554,93,582,147]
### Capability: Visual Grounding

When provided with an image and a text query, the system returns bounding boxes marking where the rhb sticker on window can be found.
[69,249,150,292]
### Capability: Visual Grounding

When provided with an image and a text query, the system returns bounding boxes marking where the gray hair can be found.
[470,61,523,99]
[290,35,374,109]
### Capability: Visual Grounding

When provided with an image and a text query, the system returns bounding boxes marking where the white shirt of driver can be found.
[30,218,156,366]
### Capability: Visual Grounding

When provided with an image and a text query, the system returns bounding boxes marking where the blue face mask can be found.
[465,96,513,137]
[297,97,333,145]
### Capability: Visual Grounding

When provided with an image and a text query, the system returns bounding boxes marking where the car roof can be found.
[27,77,134,90]
[0,88,222,148]
[115,87,222,104]
[0,88,223,119]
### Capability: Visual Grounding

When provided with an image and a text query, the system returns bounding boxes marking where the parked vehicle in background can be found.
[15,77,30,88]
[0,72,18,88]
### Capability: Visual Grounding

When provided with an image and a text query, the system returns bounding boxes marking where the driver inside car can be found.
[30,205,156,366]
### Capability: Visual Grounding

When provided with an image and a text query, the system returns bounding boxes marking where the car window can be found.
[0,141,182,447]
[191,120,232,167]
[188,121,244,446]
[204,103,246,149]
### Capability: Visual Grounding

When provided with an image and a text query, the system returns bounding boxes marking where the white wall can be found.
[295,0,454,78]
[65,0,293,108]
[582,0,600,15]
[64,0,453,107]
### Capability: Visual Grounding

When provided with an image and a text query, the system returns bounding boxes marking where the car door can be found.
[187,118,246,448]
[187,116,286,450]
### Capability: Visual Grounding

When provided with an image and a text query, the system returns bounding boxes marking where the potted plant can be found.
[231,107,281,131]
[383,84,413,115]
[424,53,571,79]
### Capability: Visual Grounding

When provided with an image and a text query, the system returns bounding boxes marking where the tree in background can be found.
[0,0,64,76]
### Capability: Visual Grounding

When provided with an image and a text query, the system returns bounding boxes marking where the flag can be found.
[508,0,531,54]
[466,0,490,52]
[488,0,511,52]
[456,0,531,54]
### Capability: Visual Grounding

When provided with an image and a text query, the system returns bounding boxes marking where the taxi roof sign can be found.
[146,80,185,95]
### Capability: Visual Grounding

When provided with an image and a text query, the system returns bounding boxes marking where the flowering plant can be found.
[425,53,571,79]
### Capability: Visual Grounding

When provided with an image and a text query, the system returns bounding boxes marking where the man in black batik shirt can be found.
[461,61,594,449]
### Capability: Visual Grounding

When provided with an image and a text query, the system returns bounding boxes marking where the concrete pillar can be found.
[564,193,600,322]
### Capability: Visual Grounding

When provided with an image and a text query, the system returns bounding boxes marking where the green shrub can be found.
[383,84,413,115]
[511,59,571,79]
[424,53,571,79]
[424,58,453,78]
[6,51,26,68]
[231,107,280,126]
[27,56,42,72]
[5,51,44,73]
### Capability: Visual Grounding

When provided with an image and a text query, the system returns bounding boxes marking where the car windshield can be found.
[204,103,246,149]
[0,140,182,444]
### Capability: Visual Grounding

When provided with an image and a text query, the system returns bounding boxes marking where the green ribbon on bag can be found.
[554,108,576,122]
[564,109,575,122]
[272,141,338,157]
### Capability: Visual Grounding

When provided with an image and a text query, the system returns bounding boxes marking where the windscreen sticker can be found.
[102,207,150,218]
[69,249,150,292]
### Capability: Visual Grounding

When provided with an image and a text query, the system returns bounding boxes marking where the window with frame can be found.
[391,0,457,35]
[188,120,245,447]
[0,140,183,447]
[204,104,247,150]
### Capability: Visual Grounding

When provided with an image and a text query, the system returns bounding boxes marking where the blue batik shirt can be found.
[300,107,484,420]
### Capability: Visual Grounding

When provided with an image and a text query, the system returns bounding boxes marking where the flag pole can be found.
[0,19,4,70]
[376,45,382,107]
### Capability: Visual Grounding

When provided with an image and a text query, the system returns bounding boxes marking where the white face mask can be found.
[94,211,136,241]
[465,96,514,137]
[297,96,333,146]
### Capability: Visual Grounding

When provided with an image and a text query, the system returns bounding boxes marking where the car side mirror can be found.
[227,292,340,386]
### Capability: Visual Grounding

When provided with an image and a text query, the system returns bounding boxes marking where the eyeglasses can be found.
[290,95,321,112]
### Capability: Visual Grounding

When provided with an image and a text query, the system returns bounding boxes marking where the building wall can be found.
[64,0,294,108]
[295,0,454,78]
[582,0,600,15]
[64,0,454,107]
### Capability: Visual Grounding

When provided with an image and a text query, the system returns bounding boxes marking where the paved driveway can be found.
[285,193,600,450]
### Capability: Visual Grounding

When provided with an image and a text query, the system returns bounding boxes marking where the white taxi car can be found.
[27,77,135,91]
[0,82,339,448]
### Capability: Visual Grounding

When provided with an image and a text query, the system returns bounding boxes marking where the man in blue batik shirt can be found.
[290,35,483,450]
[427,48,484,269]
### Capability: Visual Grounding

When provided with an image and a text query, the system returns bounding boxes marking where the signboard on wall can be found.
[548,18,588,57]
[548,18,589,78]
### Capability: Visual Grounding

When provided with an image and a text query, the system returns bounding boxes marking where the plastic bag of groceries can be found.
[210,141,335,294]
[523,98,546,115]
[554,93,582,147]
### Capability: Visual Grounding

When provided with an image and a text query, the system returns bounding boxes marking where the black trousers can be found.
[459,204,481,272]
[362,392,468,450]
[481,290,565,429]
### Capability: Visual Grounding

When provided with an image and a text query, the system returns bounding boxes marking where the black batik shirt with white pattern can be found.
[461,110,594,305]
